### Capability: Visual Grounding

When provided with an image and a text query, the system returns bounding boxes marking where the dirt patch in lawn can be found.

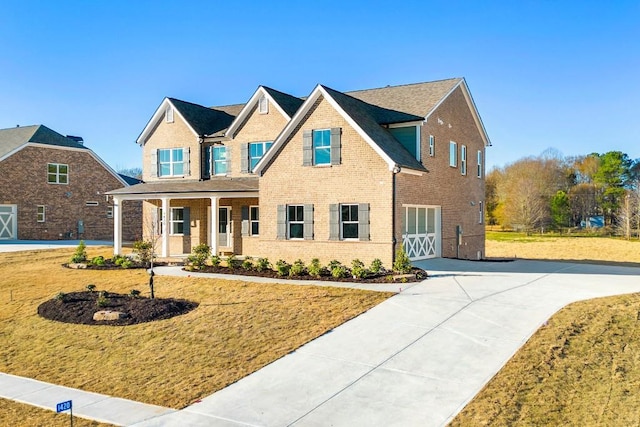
[38,291,197,326]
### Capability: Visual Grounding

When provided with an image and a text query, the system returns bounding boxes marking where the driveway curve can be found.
[131,258,640,427]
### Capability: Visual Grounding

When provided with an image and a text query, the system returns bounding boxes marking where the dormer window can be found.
[258,95,269,114]
[165,106,174,123]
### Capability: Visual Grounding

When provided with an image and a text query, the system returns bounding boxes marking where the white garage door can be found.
[402,205,441,260]
[0,205,17,239]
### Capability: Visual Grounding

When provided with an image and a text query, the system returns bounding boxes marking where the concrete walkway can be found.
[2,252,640,426]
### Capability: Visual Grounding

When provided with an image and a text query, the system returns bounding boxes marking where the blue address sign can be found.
[56,400,72,413]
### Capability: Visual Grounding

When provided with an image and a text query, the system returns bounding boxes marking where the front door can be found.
[218,207,232,248]
[0,205,17,240]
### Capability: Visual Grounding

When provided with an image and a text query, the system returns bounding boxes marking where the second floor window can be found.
[249,141,272,171]
[449,142,457,167]
[303,128,341,166]
[389,126,420,160]
[158,148,184,177]
[213,146,227,175]
[47,163,68,184]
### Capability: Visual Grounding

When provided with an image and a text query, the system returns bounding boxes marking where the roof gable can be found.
[225,86,304,138]
[137,98,236,145]
[254,85,427,175]
[348,78,491,147]
[0,124,87,160]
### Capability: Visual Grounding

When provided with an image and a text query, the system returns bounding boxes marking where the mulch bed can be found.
[38,291,198,326]
[187,266,428,283]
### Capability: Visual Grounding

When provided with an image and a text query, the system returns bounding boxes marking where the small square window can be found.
[47,163,69,184]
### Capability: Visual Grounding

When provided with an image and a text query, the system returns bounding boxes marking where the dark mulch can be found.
[187,266,427,283]
[38,291,198,326]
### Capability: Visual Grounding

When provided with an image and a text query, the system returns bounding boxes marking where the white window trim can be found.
[340,204,359,240]
[170,207,185,235]
[449,142,457,167]
[47,163,69,185]
[313,129,331,166]
[249,141,272,172]
[250,205,259,236]
[159,148,185,177]
[213,146,227,176]
[85,201,99,206]
[461,145,467,175]
[37,205,45,222]
[429,135,435,157]
[479,201,484,224]
[107,206,114,218]
[477,150,483,178]
[287,205,304,240]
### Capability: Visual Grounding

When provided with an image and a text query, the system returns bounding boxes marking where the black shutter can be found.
[204,146,211,179]
[183,208,190,236]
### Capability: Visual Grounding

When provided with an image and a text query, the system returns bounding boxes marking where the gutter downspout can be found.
[391,164,401,264]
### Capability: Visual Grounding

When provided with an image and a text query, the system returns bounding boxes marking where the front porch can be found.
[107,178,259,258]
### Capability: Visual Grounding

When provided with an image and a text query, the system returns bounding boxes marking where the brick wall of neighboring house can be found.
[228,103,288,177]
[395,85,486,259]
[259,95,395,267]
[0,145,141,241]
[142,112,200,182]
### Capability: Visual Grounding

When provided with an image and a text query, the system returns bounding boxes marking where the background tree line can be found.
[486,150,640,238]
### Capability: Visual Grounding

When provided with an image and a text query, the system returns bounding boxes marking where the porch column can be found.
[210,197,218,256]
[113,196,122,255]
[161,197,170,257]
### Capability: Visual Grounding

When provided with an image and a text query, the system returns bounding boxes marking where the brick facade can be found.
[0,145,141,241]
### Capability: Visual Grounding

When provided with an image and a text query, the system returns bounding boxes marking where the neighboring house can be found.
[0,125,141,241]
[108,78,490,265]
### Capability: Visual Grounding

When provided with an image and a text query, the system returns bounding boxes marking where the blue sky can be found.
[1,0,638,172]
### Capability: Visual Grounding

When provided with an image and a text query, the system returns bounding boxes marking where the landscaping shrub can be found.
[86,284,96,292]
[226,254,240,269]
[351,259,367,279]
[210,255,221,268]
[331,262,348,279]
[393,247,412,274]
[307,258,323,278]
[54,292,66,302]
[70,240,87,263]
[133,240,153,266]
[369,258,384,274]
[242,256,254,271]
[96,291,109,307]
[113,255,126,266]
[129,289,141,298]
[120,258,133,269]
[289,259,306,277]
[187,244,210,270]
[89,256,105,266]
[255,257,271,272]
[275,259,291,277]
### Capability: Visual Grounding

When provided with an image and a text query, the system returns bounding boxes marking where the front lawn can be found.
[0,248,392,410]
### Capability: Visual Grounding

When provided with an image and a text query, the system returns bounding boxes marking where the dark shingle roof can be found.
[118,174,143,186]
[0,125,87,158]
[346,78,462,118]
[168,98,236,137]
[107,177,259,195]
[262,87,305,118]
[321,86,427,171]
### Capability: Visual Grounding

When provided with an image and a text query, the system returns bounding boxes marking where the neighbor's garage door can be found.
[402,205,441,260]
[0,205,17,239]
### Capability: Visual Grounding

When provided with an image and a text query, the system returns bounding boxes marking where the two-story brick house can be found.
[0,124,141,241]
[109,78,490,266]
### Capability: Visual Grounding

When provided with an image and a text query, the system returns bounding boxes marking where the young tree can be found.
[550,190,571,229]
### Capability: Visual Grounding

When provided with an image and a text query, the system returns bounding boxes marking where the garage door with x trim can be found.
[0,205,17,239]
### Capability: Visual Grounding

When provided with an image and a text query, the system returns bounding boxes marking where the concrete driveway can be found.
[130,258,640,427]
